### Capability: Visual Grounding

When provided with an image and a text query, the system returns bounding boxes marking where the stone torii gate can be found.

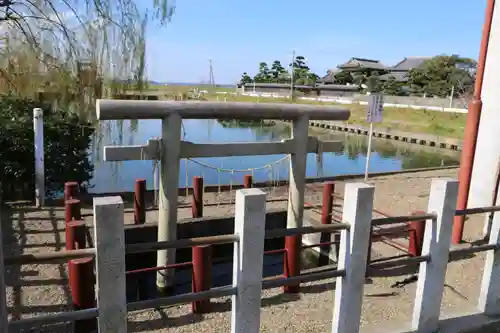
[96,99,350,291]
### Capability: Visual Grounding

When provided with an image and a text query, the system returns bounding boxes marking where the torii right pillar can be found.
[456,0,499,242]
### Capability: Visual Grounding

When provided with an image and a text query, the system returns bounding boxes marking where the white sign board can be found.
[366,94,384,123]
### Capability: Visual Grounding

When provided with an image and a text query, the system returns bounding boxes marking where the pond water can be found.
[89,119,459,193]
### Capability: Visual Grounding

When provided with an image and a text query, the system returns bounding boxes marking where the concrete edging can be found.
[282,119,463,151]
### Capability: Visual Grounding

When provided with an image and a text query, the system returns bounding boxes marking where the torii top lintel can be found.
[96,99,351,121]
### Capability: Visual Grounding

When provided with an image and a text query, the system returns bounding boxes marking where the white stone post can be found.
[331,183,374,333]
[231,189,267,333]
[33,108,45,208]
[412,178,458,332]
[287,115,309,229]
[93,196,127,333]
[156,113,182,291]
[0,207,8,332]
[478,191,500,315]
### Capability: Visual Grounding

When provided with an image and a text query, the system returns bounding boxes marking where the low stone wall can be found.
[123,209,287,298]
[124,209,287,265]
[240,91,467,113]
[307,120,463,151]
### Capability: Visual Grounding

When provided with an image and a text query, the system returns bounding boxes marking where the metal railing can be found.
[3,178,500,332]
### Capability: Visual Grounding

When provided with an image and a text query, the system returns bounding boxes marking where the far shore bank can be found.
[116,88,467,141]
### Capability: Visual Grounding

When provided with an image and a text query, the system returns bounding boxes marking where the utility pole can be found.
[449,85,455,108]
[208,59,215,92]
[290,49,295,100]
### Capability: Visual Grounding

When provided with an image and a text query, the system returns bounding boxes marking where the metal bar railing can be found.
[265,223,350,240]
[8,308,98,330]
[367,255,430,271]
[125,234,239,254]
[371,213,437,227]
[4,248,95,265]
[455,205,500,216]
[127,285,237,312]
[5,193,500,333]
[262,268,346,290]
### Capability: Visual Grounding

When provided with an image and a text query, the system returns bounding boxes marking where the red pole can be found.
[409,211,426,256]
[64,182,79,201]
[65,199,82,256]
[71,200,82,220]
[243,174,253,189]
[66,220,86,250]
[284,235,300,293]
[319,182,334,266]
[321,182,334,225]
[134,179,146,224]
[453,0,495,244]
[192,245,212,313]
[69,257,96,333]
[192,176,204,218]
[65,199,82,223]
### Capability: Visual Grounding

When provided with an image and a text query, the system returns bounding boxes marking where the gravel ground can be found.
[2,168,496,332]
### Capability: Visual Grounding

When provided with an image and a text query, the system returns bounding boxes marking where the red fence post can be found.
[65,199,82,249]
[192,245,212,313]
[409,210,426,256]
[134,179,146,224]
[321,182,335,225]
[69,257,96,333]
[64,182,79,201]
[319,182,335,265]
[243,174,253,189]
[66,220,86,250]
[65,199,82,223]
[192,176,204,218]
[284,235,300,293]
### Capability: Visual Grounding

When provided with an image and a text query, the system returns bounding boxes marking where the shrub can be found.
[0,95,94,201]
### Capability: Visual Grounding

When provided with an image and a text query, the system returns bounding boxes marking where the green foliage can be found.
[408,55,476,97]
[352,70,384,93]
[0,95,94,201]
[1,1,176,118]
[241,55,318,86]
[239,72,253,85]
[333,71,354,85]
[253,62,272,83]
[382,76,407,96]
[270,60,289,83]
[365,72,382,93]
[291,56,318,85]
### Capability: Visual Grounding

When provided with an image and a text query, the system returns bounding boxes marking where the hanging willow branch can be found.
[0,0,175,118]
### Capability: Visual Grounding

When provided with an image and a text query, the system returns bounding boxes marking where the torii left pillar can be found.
[103,115,182,293]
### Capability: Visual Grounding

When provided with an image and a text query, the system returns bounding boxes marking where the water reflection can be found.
[89,119,459,193]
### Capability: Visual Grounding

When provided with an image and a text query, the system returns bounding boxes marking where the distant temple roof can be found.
[337,58,387,71]
[378,72,409,82]
[318,69,340,83]
[389,57,432,71]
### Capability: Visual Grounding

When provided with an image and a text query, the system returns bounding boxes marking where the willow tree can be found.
[0,0,175,118]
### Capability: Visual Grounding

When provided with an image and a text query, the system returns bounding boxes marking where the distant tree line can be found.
[240,54,477,99]
[240,55,319,86]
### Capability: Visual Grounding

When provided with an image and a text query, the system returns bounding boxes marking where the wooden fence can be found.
[2,178,500,332]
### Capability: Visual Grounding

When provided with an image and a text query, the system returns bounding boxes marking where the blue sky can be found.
[145,0,486,84]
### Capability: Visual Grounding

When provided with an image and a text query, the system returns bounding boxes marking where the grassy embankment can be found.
[145,84,467,140]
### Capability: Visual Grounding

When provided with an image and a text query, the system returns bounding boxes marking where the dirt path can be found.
[2,168,496,332]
